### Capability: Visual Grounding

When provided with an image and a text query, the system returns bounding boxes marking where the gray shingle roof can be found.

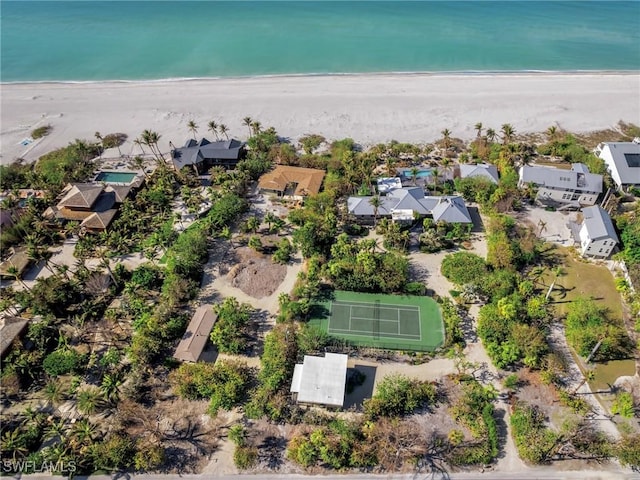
[519,163,603,193]
[348,188,471,223]
[172,138,243,170]
[581,206,619,243]
[598,142,640,186]
[459,163,499,183]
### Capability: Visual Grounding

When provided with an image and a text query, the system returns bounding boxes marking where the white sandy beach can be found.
[1,73,639,164]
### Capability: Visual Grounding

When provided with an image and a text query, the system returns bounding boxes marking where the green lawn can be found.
[539,246,635,389]
[309,290,444,352]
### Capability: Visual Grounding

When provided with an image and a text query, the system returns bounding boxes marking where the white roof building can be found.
[290,353,348,407]
[596,140,640,190]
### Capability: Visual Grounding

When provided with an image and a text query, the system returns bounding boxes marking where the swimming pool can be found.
[95,171,137,184]
[401,169,431,178]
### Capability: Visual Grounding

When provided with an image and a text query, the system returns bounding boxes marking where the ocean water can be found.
[2,1,639,82]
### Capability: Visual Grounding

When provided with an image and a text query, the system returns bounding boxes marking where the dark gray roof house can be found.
[171,138,245,172]
[347,187,472,224]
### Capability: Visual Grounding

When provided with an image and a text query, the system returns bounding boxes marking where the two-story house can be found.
[518,163,602,207]
[573,205,619,259]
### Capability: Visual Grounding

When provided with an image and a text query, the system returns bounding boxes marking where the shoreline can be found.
[2,72,639,165]
[2,69,640,86]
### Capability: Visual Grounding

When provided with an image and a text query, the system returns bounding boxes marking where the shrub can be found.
[404,281,426,295]
[363,374,436,419]
[228,424,247,446]
[234,445,258,469]
[441,252,488,286]
[611,391,635,418]
[31,124,52,139]
[42,348,85,377]
[210,297,252,354]
[510,403,559,464]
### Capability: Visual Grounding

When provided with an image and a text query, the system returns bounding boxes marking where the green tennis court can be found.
[309,291,444,351]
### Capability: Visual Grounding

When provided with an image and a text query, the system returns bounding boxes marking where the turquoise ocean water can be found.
[2,1,639,82]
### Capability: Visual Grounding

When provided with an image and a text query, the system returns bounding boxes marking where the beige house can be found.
[258,166,325,199]
[173,305,218,363]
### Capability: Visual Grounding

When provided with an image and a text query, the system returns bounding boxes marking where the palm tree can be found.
[410,166,420,186]
[546,125,558,142]
[385,157,397,177]
[538,219,547,236]
[100,372,122,404]
[44,380,65,405]
[94,131,103,159]
[208,120,219,140]
[251,120,262,136]
[97,254,117,287]
[243,116,253,138]
[486,128,497,143]
[133,137,146,155]
[69,418,96,449]
[2,429,28,460]
[45,418,67,441]
[219,123,229,140]
[132,156,149,180]
[431,167,440,191]
[6,265,29,291]
[369,195,382,227]
[440,157,452,181]
[246,216,260,234]
[187,120,198,140]
[77,387,103,415]
[441,128,452,151]
[474,122,483,138]
[572,369,596,394]
[501,123,515,145]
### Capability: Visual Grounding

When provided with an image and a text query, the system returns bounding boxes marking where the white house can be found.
[575,206,619,259]
[518,163,602,207]
[596,140,640,191]
[290,353,348,407]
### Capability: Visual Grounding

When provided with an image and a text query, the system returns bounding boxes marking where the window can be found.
[599,248,603,253]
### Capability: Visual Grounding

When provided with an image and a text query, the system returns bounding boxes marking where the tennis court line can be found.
[328,327,421,340]
[349,316,400,324]
[333,299,420,310]
[338,304,420,314]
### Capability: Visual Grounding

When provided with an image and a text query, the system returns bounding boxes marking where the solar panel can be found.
[624,153,640,168]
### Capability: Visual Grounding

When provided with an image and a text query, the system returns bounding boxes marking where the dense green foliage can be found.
[537,134,606,175]
[42,348,85,377]
[448,378,499,465]
[510,403,559,464]
[565,297,632,361]
[478,293,550,368]
[210,298,252,354]
[441,252,488,286]
[440,298,465,348]
[325,234,409,293]
[245,324,298,421]
[170,360,252,414]
[363,374,437,419]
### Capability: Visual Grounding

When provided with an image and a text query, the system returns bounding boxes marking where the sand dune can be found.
[1,73,639,164]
